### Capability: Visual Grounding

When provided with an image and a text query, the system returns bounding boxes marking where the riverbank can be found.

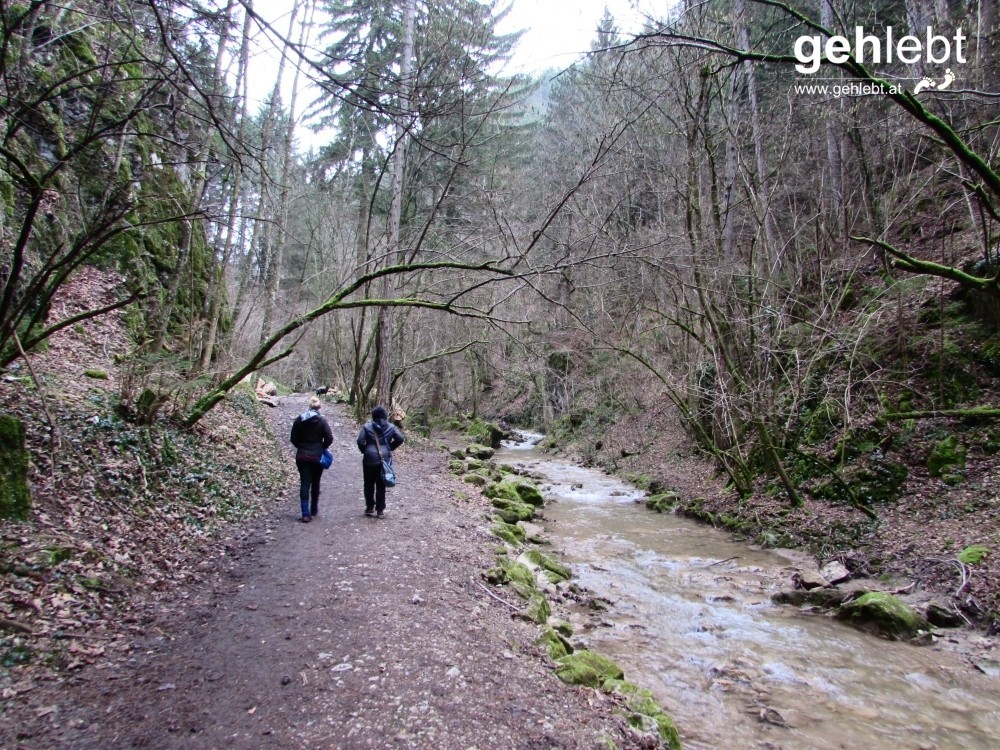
[537,399,1000,635]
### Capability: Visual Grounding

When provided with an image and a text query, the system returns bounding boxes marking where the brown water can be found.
[500,438,1000,750]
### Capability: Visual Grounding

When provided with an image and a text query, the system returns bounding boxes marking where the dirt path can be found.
[5,396,642,749]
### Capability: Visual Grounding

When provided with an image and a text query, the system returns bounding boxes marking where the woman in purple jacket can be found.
[290,396,333,522]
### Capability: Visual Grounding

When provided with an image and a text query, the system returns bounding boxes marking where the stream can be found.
[498,436,1000,750]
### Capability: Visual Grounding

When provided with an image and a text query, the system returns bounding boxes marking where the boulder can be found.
[793,570,830,590]
[836,592,931,640]
[820,561,851,585]
[521,550,572,583]
[554,650,624,688]
[466,443,495,460]
[925,602,963,628]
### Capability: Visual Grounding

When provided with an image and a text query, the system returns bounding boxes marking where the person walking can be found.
[357,405,404,519]
[290,396,333,523]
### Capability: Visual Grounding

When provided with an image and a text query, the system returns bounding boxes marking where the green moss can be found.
[464,418,506,448]
[523,550,572,582]
[927,435,966,478]
[490,521,526,547]
[489,495,536,521]
[836,592,930,640]
[554,650,624,688]
[536,626,573,659]
[646,492,678,512]
[83,369,108,379]
[485,478,543,507]
[466,443,495,459]
[463,474,487,486]
[520,592,550,624]
[448,459,466,474]
[957,544,989,565]
[0,414,31,520]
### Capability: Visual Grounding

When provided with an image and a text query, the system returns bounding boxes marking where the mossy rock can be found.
[927,435,966,478]
[836,592,930,640]
[493,508,527,524]
[519,592,550,624]
[487,557,536,589]
[489,496,536,521]
[485,478,543,507]
[606,681,682,750]
[466,443,495,460]
[83,369,108,379]
[491,521,526,547]
[522,550,572,583]
[957,544,989,565]
[536,626,573,659]
[511,479,544,507]
[466,458,486,471]
[554,650,624,688]
[646,493,678,513]
[450,449,466,460]
[0,414,31,520]
[464,418,506,449]
[549,618,574,638]
[463,474,487,486]
[447,460,466,474]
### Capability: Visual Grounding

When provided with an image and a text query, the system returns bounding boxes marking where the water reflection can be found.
[500,442,1000,750]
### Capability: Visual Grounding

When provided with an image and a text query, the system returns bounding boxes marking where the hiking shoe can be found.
[376,512,385,519]
[301,516,312,523]
[364,510,375,517]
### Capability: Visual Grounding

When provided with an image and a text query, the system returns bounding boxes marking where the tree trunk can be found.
[375,0,416,408]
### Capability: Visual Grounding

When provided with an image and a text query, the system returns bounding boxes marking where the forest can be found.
[3,0,1000,638]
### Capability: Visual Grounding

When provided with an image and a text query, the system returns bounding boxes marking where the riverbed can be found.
[499,437,1000,750]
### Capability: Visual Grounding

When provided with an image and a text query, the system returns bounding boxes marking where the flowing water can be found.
[499,435,1000,750]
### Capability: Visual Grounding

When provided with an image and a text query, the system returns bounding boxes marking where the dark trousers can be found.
[363,462,386,512]
[296,460,323,517]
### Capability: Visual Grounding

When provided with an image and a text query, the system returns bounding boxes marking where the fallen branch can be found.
[476,581,524,611]
[0,616,37,635]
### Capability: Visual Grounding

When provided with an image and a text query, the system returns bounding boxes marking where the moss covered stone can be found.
[466,443,495,460]
[488,492,536,521]
[491,521,526,546]
[536,626,573,659]
[448,460,466,474]
[554,650,625,688]
[836,592,930,640]
[0,414,31,520]
[927,435,967,478]
[485,478,544,507]
[463,474,487,486]
[520,592,550,624]
[646,492,678,513]
[523,550,572,583]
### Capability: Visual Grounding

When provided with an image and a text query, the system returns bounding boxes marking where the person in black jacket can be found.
[356,405,404,519]
[290,396,334,523]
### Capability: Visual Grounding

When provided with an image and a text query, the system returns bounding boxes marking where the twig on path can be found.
[476,581,524,611]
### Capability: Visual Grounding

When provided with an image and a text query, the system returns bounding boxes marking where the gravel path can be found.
[5,396,644,749]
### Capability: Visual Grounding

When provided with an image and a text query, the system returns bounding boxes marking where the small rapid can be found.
[498,436,1000,750]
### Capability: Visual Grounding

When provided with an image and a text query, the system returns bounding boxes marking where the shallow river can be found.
[499,438,1000,750]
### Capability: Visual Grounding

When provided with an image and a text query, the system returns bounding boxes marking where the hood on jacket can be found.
[299,409,321,421]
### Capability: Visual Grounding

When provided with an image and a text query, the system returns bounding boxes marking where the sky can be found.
[243,0,659,147]
[497,0,654,74]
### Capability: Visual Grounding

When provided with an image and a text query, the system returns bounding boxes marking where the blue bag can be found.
[319,449,333,469]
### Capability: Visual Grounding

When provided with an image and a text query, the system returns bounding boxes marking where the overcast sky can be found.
[498,0,653,73]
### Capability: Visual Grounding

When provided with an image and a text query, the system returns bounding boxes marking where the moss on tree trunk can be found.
[0,413,31,520]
